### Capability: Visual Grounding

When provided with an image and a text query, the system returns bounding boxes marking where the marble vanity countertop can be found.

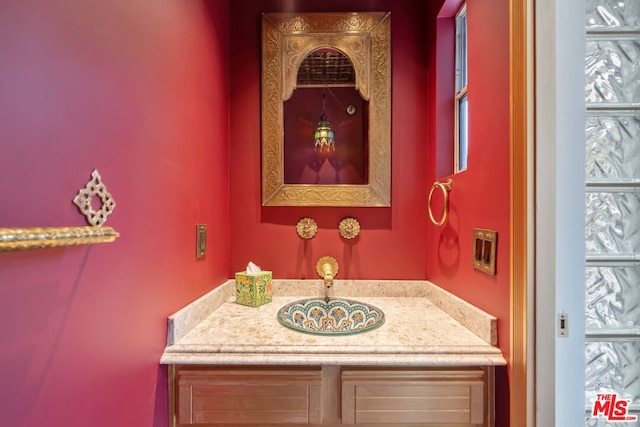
[160,280,506,366]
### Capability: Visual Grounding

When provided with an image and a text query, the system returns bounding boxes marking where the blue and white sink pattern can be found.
[277,297,385,335]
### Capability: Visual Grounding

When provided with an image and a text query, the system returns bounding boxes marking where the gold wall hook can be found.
[428,179,452,226]
[339,217,360,239]
[296,217,318,239]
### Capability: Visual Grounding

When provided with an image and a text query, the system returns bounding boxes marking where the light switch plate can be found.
[472,228,497,275]
[196,224,207,259]
[558,313,568,337]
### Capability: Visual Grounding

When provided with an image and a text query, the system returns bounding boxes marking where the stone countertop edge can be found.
[160,353,506,366]
[163,279,505,366]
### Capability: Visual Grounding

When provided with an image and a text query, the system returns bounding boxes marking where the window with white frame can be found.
[455,4,468,172]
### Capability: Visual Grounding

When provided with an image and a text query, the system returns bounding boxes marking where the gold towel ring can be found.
[428,179,452,226]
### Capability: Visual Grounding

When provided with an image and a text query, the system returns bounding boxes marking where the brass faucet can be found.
[316,256,338,303]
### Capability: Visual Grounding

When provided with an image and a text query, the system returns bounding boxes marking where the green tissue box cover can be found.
[234,271,273,307]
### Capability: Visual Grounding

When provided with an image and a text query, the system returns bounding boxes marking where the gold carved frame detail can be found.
[262,12,391,206]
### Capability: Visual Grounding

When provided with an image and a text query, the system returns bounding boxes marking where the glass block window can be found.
[584,0,640,424]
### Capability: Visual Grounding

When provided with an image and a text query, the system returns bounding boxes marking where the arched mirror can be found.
[284,48,368,186]
[261,12,391,207]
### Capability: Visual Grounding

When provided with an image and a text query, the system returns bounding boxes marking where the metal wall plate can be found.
[472,229,497,275]
[196,224,207,259]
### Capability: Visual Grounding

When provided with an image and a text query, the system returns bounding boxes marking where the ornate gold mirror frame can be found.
[261,12,391,207]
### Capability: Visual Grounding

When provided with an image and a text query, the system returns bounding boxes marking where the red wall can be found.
[0,0,512,424]
[230,3,510,422]
[231,1,511,425]
[230,0,432,279]
[0,1,229,426]
[427,0,511,356]
[229,0,509,360]
[427,1,511,425]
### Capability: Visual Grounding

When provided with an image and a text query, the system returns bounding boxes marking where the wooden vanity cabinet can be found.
[170,365,494,427]
[341,367,492,426]
[172,366,322,426]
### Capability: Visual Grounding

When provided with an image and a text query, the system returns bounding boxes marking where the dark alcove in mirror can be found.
[284,48,369,185]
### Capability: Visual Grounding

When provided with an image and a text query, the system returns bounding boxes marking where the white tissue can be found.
[246,261,262,274]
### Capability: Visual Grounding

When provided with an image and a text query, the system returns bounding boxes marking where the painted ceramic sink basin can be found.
[276,297,385,335]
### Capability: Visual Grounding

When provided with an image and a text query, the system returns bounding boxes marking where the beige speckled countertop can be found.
[160,280,506,366]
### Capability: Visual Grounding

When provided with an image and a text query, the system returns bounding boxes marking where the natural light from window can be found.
[455,4,468,172]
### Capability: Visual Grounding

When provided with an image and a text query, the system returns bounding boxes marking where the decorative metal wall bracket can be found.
[0,169,119,252]
[73,169,116,226]
[296,218,318,239]
[339,217,360,239]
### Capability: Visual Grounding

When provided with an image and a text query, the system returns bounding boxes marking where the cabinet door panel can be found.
[176,366,322,425]
[341,368,487,426]
[192,409,310,424]
[354,395,470,411]
[193,395,309,411]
